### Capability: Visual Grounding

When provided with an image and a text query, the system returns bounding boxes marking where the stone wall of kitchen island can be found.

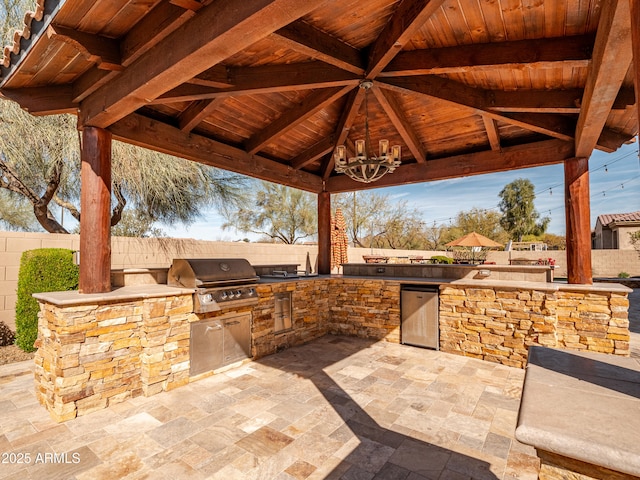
[327,278,401,342]
[34,293,193,422]
[439,284,630,368]
[252,280,329,358]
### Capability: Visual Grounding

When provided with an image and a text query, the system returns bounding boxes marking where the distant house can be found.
[592,211,640,249]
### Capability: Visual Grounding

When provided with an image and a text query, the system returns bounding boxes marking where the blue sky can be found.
[162,141,640,240]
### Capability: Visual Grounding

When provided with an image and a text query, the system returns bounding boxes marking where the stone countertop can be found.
[33,284,195,306]
[515,346,640,477]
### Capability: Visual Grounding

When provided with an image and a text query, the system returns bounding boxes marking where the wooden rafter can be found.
[245,85,353,154]
[79,0,332,128]
[189,65,233,88]
[326,139,575,193]
[378,76,631,151]
[109,113,324,193]
[178,97,225,132]
[291,136,336,170]
[371,84,426,163]
[274,21,365,75]
[47,25,122,71]
[323,86,367,179]
[482,116,501,151]
[381,34,594,76]
[633,0,640,125]
[574,0,633,158]
[153,63,360,103]
[1,86,76,115]
[366,0,447,78]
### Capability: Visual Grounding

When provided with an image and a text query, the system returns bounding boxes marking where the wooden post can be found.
[631,0,640,123]
[565,157,592,284]
[79,127,112,293]
[317,191,331,275]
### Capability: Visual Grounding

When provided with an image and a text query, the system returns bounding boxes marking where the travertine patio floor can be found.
[0,335,539,480]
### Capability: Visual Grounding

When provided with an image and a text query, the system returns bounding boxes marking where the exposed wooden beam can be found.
[274,20,365,75]
[378,76,630,151]
[326,139,575,192]
[381,35,594,76]
[178,97,226,132]
[291,136,336,170]
[575,0,633,157]
[482,115,501,151]
[245,85,353,154]
[80,0,332,128]
[0,86,76,115]
[489,88,635,113]
[323,86,367,179]
[366,0,447,78]
[189,65,233,88]
[170,0,204,11]
[108,113,324,193]
[47,25,122,71]
[372,85,426,163]
[154,63,360,103]
[73,0,200,103]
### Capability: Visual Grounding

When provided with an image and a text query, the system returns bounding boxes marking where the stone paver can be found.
[0,335,539,480]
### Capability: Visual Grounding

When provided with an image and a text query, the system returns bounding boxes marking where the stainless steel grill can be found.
[167,258,259,313]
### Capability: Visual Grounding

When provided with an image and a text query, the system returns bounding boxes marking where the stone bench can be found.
[515,346,640,479]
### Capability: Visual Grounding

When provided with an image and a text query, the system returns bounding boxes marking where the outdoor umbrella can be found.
[445,231,503,264]
[445,232,503,248]
[331,208,349,271]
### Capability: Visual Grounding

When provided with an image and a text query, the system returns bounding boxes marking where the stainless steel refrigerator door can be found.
[401,288,439,349]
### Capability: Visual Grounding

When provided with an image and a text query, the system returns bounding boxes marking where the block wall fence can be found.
[1,230,639,330]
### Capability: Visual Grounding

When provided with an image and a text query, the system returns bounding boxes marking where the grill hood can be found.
[167,258,258,288]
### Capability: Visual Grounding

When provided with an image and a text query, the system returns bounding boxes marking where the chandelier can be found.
[334,80,401,183]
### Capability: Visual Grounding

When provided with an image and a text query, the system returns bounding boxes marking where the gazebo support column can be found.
[79,126,112,293]
[564,157,592,284]
[632,0,640,122]
[317,191,331,274]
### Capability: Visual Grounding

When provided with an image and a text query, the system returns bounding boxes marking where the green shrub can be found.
[430,255,453,264]
[618,272,630,278]
[15,248,79,352]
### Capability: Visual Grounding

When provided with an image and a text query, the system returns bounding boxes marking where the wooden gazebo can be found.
[1,0,638,291]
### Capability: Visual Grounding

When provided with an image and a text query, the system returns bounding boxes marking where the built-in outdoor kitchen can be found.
[31,258,631,423]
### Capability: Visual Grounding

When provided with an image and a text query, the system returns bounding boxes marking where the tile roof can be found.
[597,211,640,226]
[1,0,45,68]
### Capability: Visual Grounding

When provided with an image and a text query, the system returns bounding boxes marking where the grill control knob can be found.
[247,288,256,296]
[220,291,228,300]
[235,289,243,297]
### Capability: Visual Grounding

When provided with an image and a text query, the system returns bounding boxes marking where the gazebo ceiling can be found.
[0,0,637,194]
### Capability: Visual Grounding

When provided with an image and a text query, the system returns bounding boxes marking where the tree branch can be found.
[53,195,81,221]
[110,181,127,226]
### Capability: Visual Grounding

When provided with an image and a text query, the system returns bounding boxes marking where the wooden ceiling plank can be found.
[381,34,594,76]
[366,0,448,78]
[574,0,633,158]
[291,135,336,170]
[372,84,426,163]
[482,115,501,151]
[46,25,122,71]
[322,86,367,179]
[178,97,226,132]
[246,85,353,154]
[326,139,575,193]
[80,0,332,128]
[153,62,360,103]
[170,0,204,11]
[274,20,365,75]
[109,113,324,193]
[1,85,77,115]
